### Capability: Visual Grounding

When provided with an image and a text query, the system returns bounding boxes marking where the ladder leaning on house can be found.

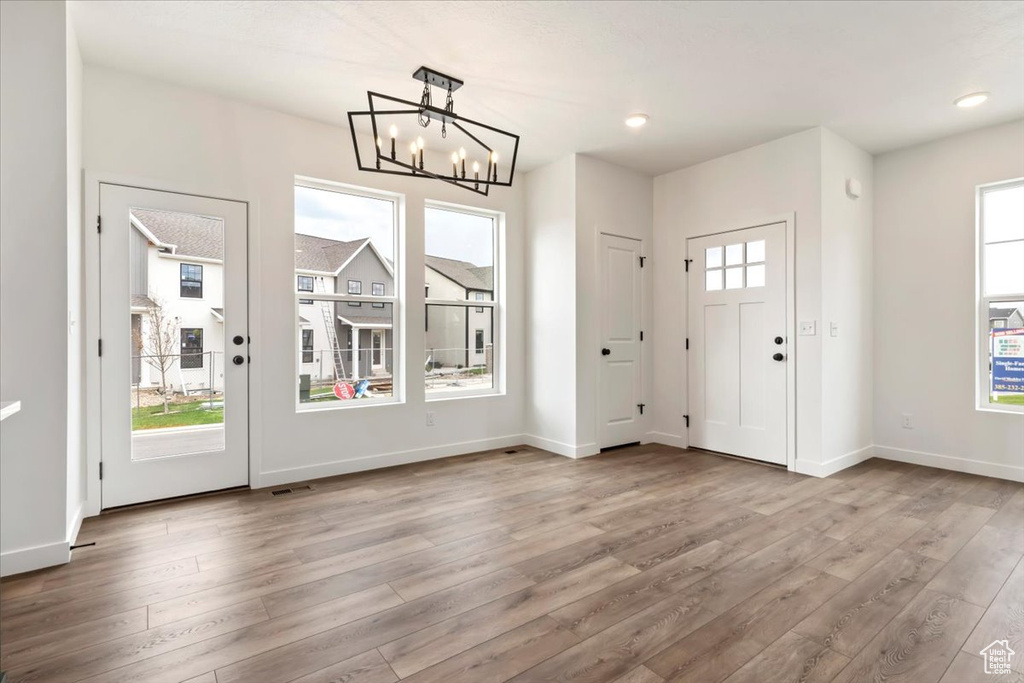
[315,276,347,381]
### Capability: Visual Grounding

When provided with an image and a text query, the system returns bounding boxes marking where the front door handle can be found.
[233,355,245,366]
[772,352,785,362]
[601,348,611,356]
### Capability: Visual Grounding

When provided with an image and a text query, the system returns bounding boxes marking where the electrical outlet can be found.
[426,411,435,427]
[830,322,839,338]
[902,414,913,429]
[799,321,817,336]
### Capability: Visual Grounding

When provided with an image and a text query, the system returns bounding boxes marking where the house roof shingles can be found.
[294,234,368,273]
[131,209,224,260]
[990,306,1022,320]
[425,255,493,292]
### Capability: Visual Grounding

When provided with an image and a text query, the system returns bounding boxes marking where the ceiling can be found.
[69,0,1024,176]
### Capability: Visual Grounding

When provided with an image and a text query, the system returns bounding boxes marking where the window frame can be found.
[294,177,404,411]
[976,178,1024,414]
[180,327,204,369]
[372,281,386,308]
[180,263,203,299]
[297,275,314,305]
[424,200,503,401]
[301,328,314,364]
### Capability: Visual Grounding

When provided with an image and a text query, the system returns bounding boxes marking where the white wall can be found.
[84,66,525,488]
[0,0,72,575]
[523,156,577,454]
[652,129,825,467]
[874,120,1024,481]
[574,155,654,451]
[820,129,874,472]
[66,6,86,547]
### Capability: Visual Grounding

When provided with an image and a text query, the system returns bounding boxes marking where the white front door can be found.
[598,233,644,448]
[99,184,249,508]
[371,330,384,372]
[687,222,787,464]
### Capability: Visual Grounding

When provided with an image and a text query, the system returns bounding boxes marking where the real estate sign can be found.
[992,328,1024,394]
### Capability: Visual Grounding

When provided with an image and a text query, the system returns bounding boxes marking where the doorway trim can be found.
[684,212,796,472]
[84,171,261,517]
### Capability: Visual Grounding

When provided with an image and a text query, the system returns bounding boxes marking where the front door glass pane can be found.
[129,208,225,460]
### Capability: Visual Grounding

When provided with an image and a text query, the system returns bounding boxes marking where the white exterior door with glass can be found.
[99,184,249,508]
[688,223,787,465]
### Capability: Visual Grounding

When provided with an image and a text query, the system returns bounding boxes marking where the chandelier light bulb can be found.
[416,136,425,150]
[451,152,459,163]
[376,136,382,149]
[491,151,499,163]
[459,147,466,160]
[389,124,398,138]
[409,141,418,154]
[473,161,480,172]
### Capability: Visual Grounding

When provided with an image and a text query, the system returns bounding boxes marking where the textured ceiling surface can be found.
[69,0,1024,175]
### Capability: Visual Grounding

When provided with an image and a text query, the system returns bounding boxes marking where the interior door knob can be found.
[772,352,785,362]
[601,348,611,356]
[774,336,784,345]
[233,335,245,346]
[233,355,245,365]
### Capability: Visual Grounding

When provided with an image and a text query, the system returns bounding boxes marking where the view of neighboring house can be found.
[130,208,491,396]
[990,305,1024,330]
[130,208,227,394]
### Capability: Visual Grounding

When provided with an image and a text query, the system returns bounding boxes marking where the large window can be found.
[425,204,500,398]
[180,263,203,298]
[978,179,1024,412]
[180,328,204,369]
[294,179,399,408]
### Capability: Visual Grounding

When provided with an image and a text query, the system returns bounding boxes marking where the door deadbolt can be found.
[601,348,611,356]
[774,336,784,345]
[232,355,245,365]
[233,335,245,346]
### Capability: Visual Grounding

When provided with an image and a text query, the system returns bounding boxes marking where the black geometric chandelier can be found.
[347,66,520,196]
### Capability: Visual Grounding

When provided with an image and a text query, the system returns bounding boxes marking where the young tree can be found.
[133,298,179,415]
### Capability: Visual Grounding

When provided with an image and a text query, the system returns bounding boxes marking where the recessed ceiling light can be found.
[955,92,989,108]
[625,113,649,128]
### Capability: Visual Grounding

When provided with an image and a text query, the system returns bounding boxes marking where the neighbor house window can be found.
[297,275,314,304]
[424,204,500,397]
[294,179,400,408]
[180,264,203,298]
[978,179,1024,412]
[180,328,204,369]
[301,329,314,363]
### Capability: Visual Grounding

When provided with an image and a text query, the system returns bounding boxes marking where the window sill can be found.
[297,397,404,413]
[976,405,1024,416]
[426,389,504,403]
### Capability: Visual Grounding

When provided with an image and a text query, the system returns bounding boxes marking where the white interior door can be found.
[688,223,787,464]
[599,233,644,448]
[99,184,248,507]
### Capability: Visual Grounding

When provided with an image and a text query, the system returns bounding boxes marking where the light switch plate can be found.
[830,322,839,337]
[799,321,817,336]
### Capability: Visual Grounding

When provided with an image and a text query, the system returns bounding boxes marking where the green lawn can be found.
[991,394,1024,406]
[132,400,223,430]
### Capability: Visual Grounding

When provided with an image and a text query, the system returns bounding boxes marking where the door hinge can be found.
[684,258,693,272]
[637,403,646,415]
[98,339,103,356]
[685,338,689,350]
[683,414,690,428]
[96,215,101,233]
[639,256,646,268]
[640,330,644,341]
[99,462,103,480]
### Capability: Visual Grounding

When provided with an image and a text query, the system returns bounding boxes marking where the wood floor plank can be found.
[962,558,1024,673]
[380,555,639,677]
[2,445,1019,683]
[399,616,580,683]
[829,589,986,683]
[901,502,996,561]
[7,598,269,683]
[806,511,927,581]
[793,548,944,656]
[721,631,850,683]
[214,568,534,683]
[389,522,604,601]
[289,650,399,683]
[644,566,847,683]
[551,540,748,639]
[926,524,1024,607]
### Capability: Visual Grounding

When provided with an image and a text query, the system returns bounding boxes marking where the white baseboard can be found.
[522,435,598,459]
[873,445,1024,483]
[1,540,70,577]
[794,445,875,478]
[256,434,525,488]
[644,432,688,449]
